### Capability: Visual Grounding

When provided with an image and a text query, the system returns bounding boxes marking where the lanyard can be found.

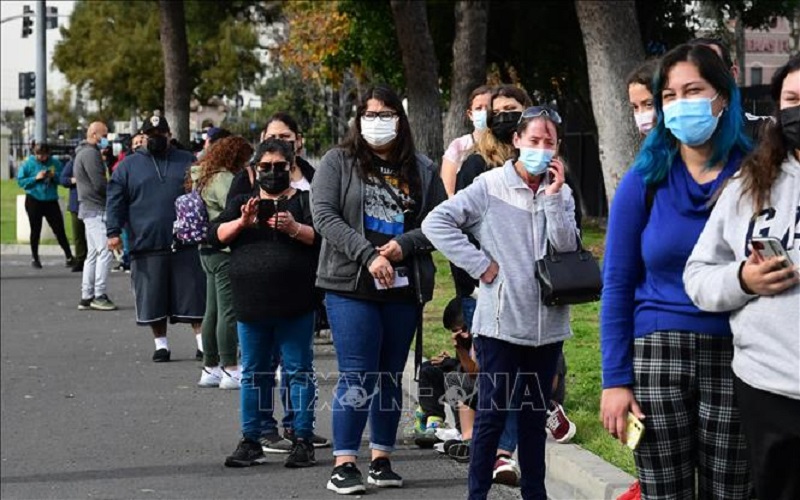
[150,155,168,183]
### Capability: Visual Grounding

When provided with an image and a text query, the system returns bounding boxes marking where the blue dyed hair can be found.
[632,43,752,185]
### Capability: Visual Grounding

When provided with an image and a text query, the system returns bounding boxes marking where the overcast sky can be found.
[0,0,75,111]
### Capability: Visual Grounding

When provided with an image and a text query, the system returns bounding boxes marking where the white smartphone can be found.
[751,237,794,268]
[374,266,410,290]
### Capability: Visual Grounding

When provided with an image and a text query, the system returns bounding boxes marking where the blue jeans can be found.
[238,312,316,441]
[326,293,419,456]
[462,295,477,332]
[469,336,562,500]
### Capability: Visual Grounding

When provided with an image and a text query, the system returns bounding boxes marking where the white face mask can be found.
[471,109,488,131]
[634,110,656,134]
[360,117,398,147]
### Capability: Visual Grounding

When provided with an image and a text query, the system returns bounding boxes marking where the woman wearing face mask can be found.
[684,55,800,500]
[440,85,493,197]
[600,44,753,499]
[627,59,659,136]
[209,138,320,469]
[311,84,446,495]
[423,107,577,500]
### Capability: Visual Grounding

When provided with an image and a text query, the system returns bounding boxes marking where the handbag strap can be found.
[545,232,584,256]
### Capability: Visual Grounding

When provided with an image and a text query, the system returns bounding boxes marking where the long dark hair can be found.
[737,55,800,214]
[340,84,420,194]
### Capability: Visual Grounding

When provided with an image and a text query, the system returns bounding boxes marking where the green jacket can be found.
[17,155,63,202]
[192,166,235,251]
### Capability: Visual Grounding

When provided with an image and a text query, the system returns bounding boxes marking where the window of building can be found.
[751,66,763,86]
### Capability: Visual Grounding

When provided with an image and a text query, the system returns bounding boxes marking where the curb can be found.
[1,244,65,256]
[404,351,635,500]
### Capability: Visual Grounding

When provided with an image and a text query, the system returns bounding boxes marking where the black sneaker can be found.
[261,432,293,454]
[327,462,366,495]
[78,297,94,311]
[446,439,471,463]
[284,438,315,468]
[310,433,331,448]
[368,457,403,488]
[31,260,42,269]
[71,263,83,273]
[224,437,268,468]
[152,348,171,362]
[65,257,76,268]
[195,349,203,361]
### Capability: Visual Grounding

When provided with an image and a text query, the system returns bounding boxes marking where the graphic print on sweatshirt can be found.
[744,203,800,255]
[364,164,412,237]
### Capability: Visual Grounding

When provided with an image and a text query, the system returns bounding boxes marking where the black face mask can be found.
[490,111,522,144]
[147,135,169,156]
[257,169,291,195]
[779,105,800,150]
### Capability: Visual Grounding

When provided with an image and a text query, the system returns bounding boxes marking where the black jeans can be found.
[417,359,459,421]
[24,195,72,262]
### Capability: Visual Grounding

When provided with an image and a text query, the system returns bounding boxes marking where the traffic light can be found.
[46,6,58,30]
[18,72,36,99]
[22,6,33,38]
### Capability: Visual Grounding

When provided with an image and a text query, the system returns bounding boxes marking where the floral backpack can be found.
[173,189,210,245]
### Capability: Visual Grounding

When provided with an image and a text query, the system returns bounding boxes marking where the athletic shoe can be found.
[197,367,222,388]
[152,348,171,363]
[414,415,442,448]
[284,438,315,468]
[327,462,366,495]
[71,263,83,273]
[78,297,94,310]
[90,294,117,311]
[31,260,42,269]
[546,401,577,444]
[224,437,268,467]
[368,457,403,488]
[446,439,471,463]
[442,438,461,454]
[65,257,76,268]
[310,433,331,448]
[493,456,520,486]
[195,349,203,361]
[261,432,293,454]
[617,480,641,500]
[219,368,241,390]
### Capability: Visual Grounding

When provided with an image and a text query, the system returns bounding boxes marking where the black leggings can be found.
[24,195,72,261]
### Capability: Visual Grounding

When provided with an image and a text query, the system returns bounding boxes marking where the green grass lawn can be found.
[421,219,636,475]
[1,179,73,245]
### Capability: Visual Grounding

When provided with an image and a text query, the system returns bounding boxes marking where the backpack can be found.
[173,189,210,245]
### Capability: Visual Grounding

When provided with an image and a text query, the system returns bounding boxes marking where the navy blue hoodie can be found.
[106,147,195,254]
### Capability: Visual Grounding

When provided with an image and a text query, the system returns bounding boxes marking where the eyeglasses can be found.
[519,106,562,125]
[362,111,398,122]
[257,161,289,171]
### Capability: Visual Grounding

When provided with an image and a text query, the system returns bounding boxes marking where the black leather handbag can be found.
[535,238,602,306]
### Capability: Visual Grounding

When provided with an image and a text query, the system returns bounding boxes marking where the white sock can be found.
[195,333,203,351]
[155,337,169,351]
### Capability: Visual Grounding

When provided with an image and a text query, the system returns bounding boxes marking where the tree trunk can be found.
[390,0,443,163]
[158,0,191,146]
[575,0,644,205]
[734,11,746,87]
[443,1,489,148]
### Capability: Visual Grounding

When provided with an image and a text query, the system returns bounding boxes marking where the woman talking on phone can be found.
[684,55,800,500]
[311,84,445,495]
[600,44,752,499]
[209,139,320,470]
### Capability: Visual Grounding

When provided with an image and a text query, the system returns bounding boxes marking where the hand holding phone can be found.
[743,237,800,296]
[625,412,645,450]
[751,237,795,267]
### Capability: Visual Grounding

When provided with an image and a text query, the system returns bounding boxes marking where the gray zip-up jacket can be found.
[310,147,446,302]
[684,153,800,400]
[73,141,107,216]
[422,161,577,346]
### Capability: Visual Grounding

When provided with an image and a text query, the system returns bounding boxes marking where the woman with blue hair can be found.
[600,43,752,499]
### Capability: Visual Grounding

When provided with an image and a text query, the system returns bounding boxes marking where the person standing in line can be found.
[684,55,800,500]
[16,143,75,269]
[628,59,659,137]
[312,84,446,495]
[74,121,117,311]
[59,157,87,273]
[440,85,493,197]
[106,115,206,362]
[600,44,753,499]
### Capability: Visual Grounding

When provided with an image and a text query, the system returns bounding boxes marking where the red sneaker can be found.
[546,401,577,444]
[492,456,519,487]
[617,480,641,500]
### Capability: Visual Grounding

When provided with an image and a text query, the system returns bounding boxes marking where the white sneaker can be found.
[198,367,222,388]
[220,368,241,390]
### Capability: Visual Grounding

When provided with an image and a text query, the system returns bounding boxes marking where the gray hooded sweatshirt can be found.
[421,161,577,346]
[684,153,800,400]
[73,140,107,217]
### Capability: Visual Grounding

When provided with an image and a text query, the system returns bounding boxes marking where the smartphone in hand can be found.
[751,237,795,268]
[626,412,645,450]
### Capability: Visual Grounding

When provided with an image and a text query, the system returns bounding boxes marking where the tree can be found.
[159,0,191,146]
[575,0,645,204]
[442,1,489,147]
[390,0,443,162]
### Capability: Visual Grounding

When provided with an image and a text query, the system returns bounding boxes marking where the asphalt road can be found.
[0,255,572,500]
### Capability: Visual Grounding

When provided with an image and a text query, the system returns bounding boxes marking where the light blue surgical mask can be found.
[518,147,554,176]
[662,94,723,146]
[471,109,488,131]
[98,137,109,149]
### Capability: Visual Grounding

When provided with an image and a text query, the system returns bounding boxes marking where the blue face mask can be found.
[98,137,109,149]
[471,109,488,131]
[518,147,554,176]
[663,94,723,146]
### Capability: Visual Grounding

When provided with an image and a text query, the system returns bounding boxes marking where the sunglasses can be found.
[519,106,562,125]
[257,161,290,171]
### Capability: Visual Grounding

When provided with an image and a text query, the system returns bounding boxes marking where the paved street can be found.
[1,255,578,499]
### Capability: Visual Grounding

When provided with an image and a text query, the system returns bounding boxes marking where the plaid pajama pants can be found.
[633,331,751,500]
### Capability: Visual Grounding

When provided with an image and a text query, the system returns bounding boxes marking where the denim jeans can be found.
[238,312,316,441]
[326,293,419,456]
[81,213,113,300]
[462,295,477,332]
[469,336,562,500]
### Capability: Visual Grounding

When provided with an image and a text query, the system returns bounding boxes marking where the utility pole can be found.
[35,0,47,145]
